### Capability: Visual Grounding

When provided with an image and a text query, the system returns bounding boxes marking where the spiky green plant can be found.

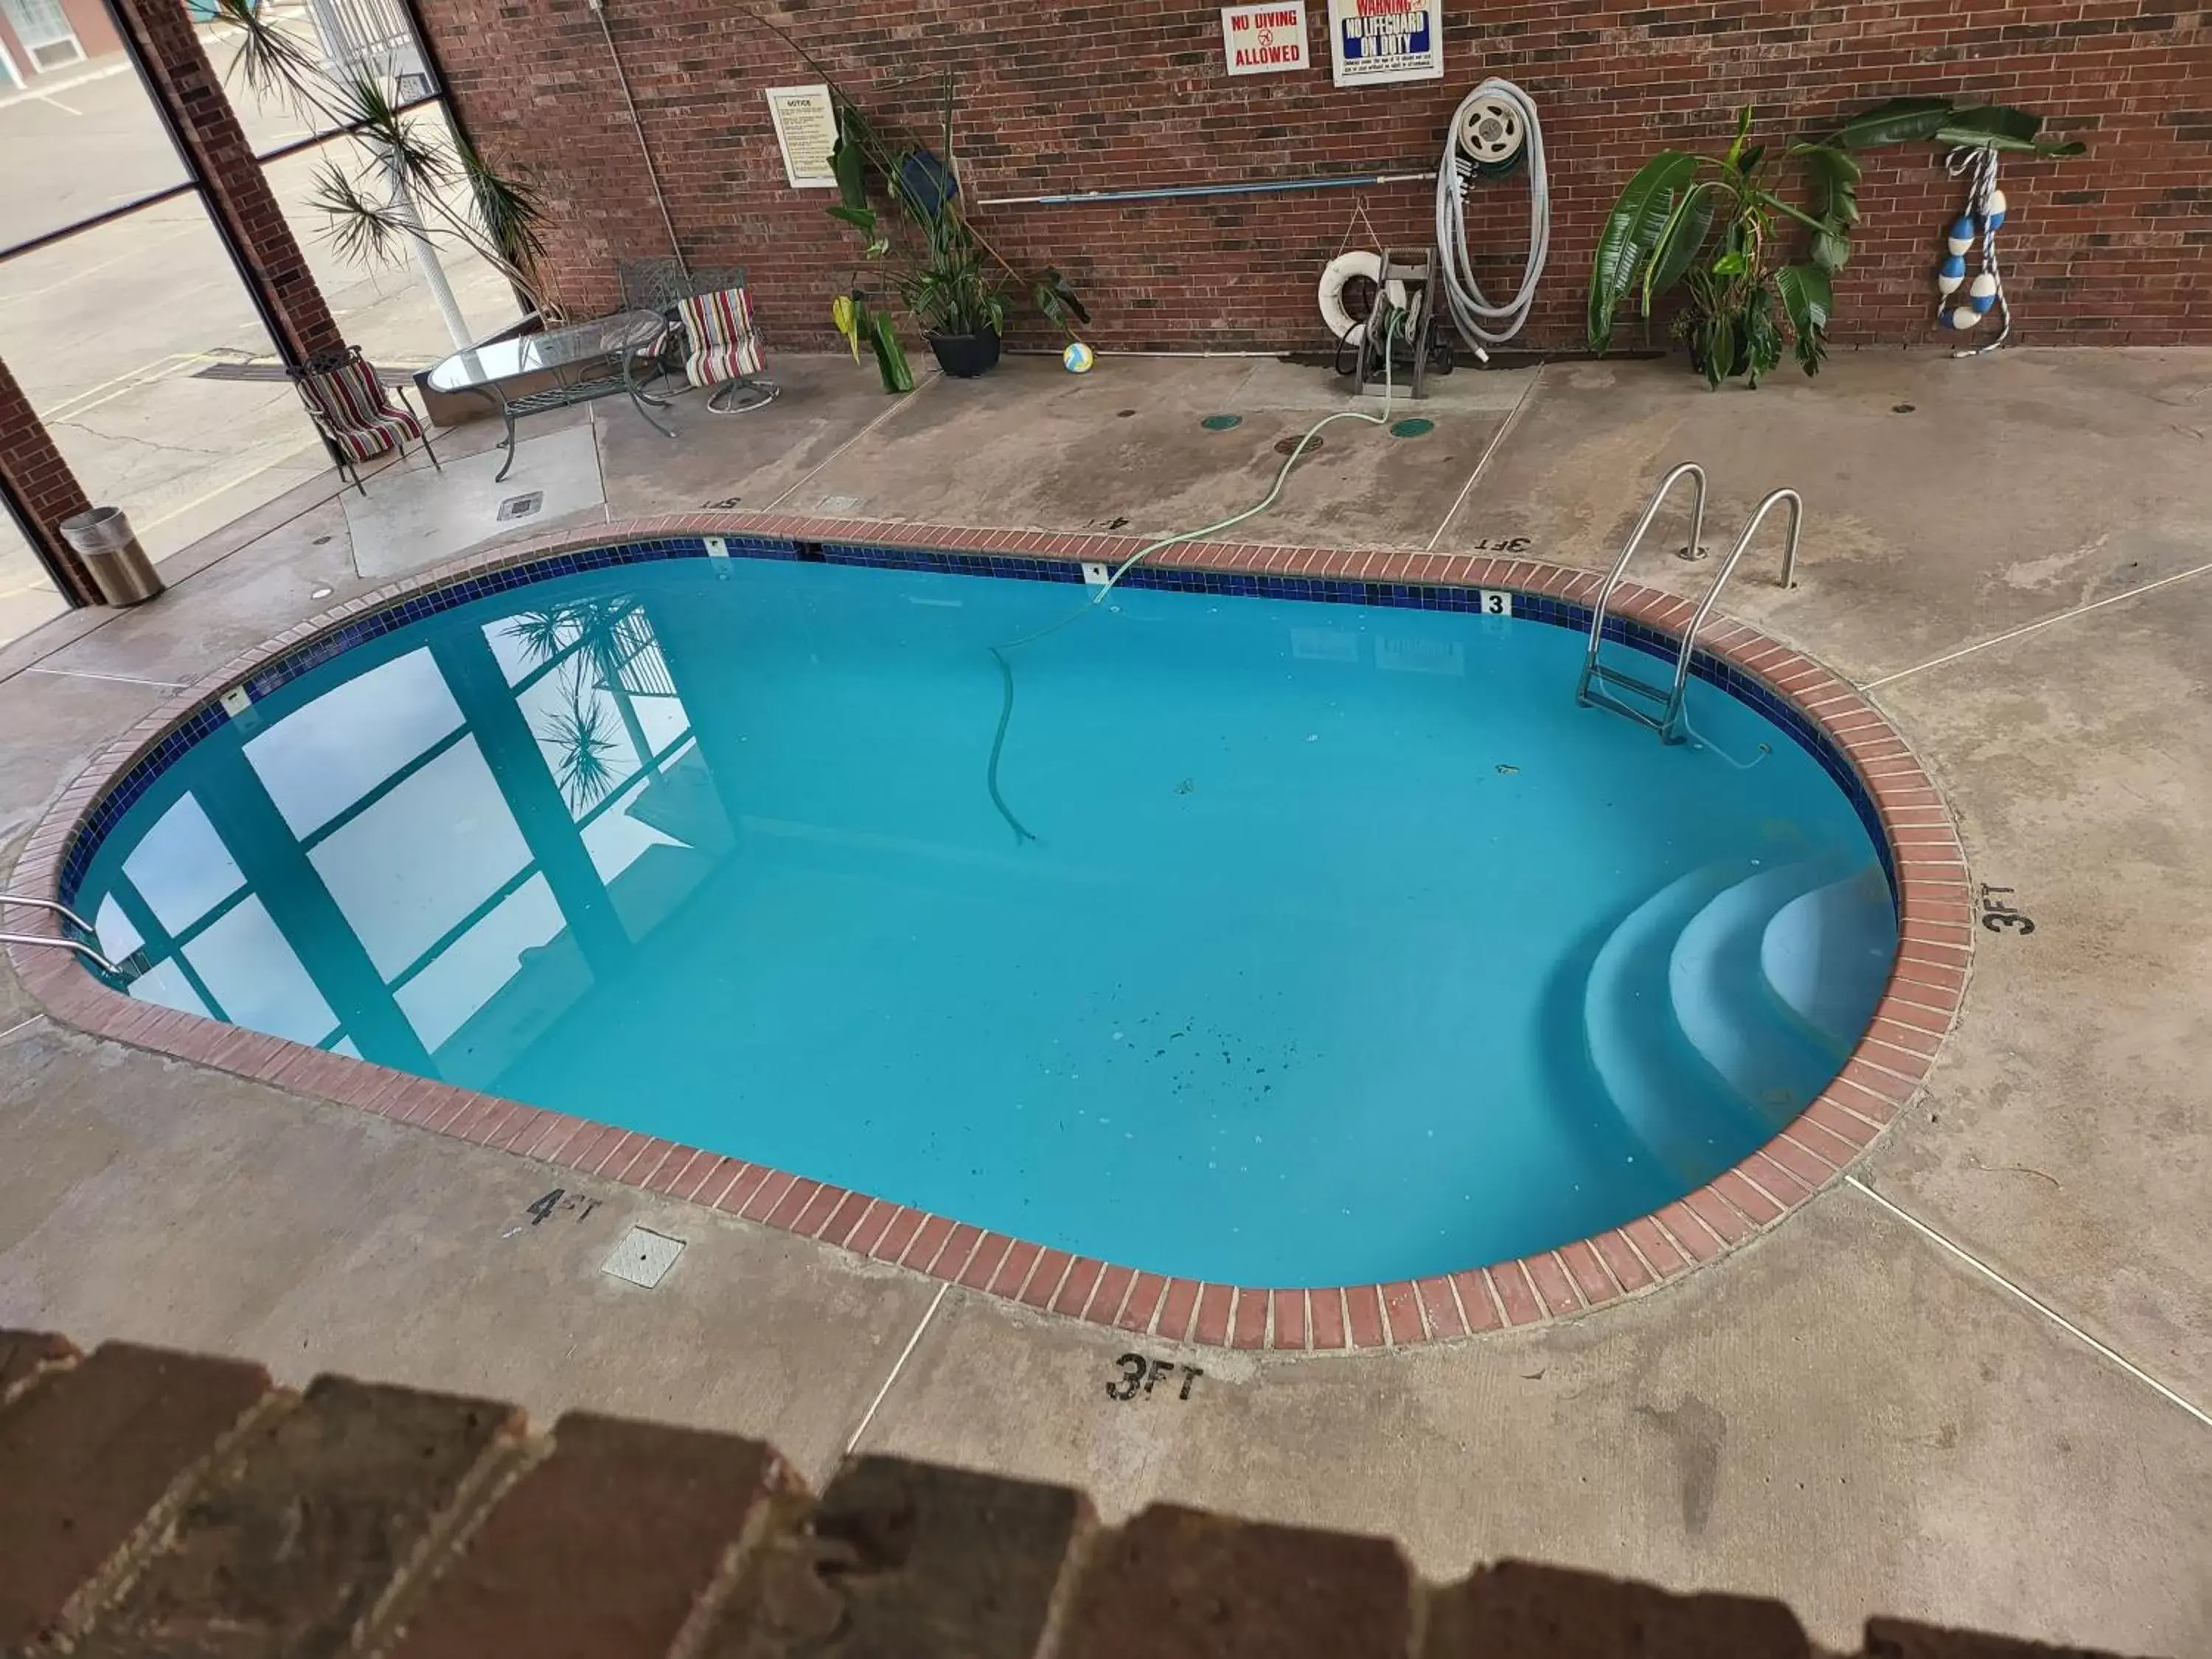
[206,0,557,318]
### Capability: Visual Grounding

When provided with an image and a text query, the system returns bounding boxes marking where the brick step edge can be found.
[0,1329,2157,1659]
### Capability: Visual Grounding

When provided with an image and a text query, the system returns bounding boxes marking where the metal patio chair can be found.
[290,346,440,494]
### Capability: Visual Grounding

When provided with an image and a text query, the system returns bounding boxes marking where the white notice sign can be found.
[765,83,838,189]
[1221,1,1310,75]
[1326,0,1442,86]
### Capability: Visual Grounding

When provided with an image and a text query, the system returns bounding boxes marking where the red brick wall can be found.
[0,358,97,606]
[419,0,2210,354]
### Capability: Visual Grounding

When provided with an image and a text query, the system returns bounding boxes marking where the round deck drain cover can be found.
[1274,434,1324,456]
[1389,417,1436,438]
[1200,414,1242,431]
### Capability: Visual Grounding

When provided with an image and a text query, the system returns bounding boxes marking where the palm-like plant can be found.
[501,599,657,808]
[501,597,655,690]
[1588,98,2083,388]
[208,0,556,319]
[540,668,623,810]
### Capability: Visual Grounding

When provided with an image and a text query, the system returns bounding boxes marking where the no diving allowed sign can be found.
[1326,0,1442,86]
[1220,1,1309,75]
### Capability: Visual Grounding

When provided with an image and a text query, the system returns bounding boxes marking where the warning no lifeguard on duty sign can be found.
[1326,0,1443,85]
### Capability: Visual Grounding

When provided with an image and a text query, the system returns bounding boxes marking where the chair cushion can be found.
[299,354,424,448]
[678,287,765,386]
[323,416,412,462]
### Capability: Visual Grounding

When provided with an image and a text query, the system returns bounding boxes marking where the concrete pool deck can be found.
[1,349,2208,1653]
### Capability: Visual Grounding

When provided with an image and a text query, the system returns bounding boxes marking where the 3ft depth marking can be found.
[1108,1353,1203,1401]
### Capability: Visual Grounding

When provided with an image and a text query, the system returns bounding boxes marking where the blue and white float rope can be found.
[1936,145,2009,355]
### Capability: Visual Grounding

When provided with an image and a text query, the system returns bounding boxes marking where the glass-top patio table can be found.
[427,311,673,481]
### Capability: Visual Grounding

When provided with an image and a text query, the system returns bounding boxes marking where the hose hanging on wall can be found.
[1433,79,1549,358]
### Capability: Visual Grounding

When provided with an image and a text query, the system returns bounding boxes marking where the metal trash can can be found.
[59,507,164,606]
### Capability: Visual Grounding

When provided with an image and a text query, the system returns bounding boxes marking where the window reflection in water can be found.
[77,594,733,1092]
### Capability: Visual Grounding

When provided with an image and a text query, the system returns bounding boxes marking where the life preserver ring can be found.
[1318,251,1409,348]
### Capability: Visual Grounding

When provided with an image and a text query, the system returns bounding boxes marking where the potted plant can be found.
[749,15,1088,392]
[814,77,1083,388]
[1587,98,2081,388]
[897,208,1006,378]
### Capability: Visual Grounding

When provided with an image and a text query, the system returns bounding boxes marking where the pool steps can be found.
[1582,858,1895,1187]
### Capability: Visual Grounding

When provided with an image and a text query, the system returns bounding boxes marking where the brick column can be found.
[0,358,98,608]
[105,0,344,368]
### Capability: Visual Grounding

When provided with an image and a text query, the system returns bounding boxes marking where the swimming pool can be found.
[52,530,1910,1298]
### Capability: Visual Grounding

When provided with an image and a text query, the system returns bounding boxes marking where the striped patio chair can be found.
[291,347,440,493]
[675,284,780,413]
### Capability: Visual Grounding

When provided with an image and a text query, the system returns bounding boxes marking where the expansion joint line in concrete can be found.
[1860,557,2212,690]
[844,1281,948,1456]
[765,371,942,512]
[1845,1175,2211,1430]
[1423,363,1545,553]
[23,666,189,689]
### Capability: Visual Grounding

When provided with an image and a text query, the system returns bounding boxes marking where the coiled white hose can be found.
[1433,79,1549,355]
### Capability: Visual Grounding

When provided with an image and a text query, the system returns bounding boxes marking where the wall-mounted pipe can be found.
[973,171,1436,209]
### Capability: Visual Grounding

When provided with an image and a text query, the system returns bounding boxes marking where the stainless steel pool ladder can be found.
[1575,463,1803,743]
[0,894,138,979]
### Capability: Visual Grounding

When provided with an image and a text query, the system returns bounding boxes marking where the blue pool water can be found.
[71,554,1895,1286]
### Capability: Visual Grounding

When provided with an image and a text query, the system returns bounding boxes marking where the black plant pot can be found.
[927,327,1001,378]
[1686,319,1754,383]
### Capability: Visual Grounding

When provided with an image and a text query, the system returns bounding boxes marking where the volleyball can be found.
[1062,341,1096,373]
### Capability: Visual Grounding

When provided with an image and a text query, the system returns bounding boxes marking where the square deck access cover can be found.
[602,1225,685,1288]
[495,490,544,522]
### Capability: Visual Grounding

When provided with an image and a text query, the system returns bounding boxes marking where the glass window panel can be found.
[0,18,184,248]
[481,617,539,686]
[122,793,244,933]
[244,647,462,836]
[258,102,519,365]
[207,0,437,153]
[182,895,336,1046]
[516,664,642,821]
[0,200,320,566]
[394,872,563,1052]
[309,737,528,978]
[0,513,66,652]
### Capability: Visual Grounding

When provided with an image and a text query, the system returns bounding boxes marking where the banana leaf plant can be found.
[206,0,556,319]
[1588,98,2083,389]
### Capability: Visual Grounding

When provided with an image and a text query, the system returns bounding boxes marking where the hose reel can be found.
[1314,80,1548,375]
[1454,91,1528,178]
[1353,248,1445,400]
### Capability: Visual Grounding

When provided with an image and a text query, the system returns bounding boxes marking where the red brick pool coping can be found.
[5,512,1970,1352]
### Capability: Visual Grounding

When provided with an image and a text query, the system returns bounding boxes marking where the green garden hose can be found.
[985,310,1411,843]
